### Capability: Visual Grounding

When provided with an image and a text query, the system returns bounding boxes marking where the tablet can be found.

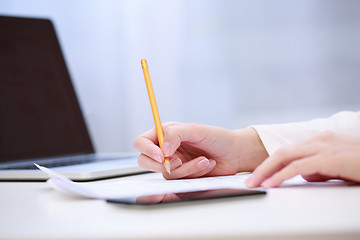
[106,188,266,205]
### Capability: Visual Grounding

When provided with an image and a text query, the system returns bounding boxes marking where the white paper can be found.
[35,164,347,201]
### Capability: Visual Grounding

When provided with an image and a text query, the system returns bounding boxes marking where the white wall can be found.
[1,0,360,152]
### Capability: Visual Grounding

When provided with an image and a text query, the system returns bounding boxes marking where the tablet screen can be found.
[106,188,266,205]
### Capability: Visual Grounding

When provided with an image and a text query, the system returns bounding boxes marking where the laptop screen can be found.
[0,16,94,163]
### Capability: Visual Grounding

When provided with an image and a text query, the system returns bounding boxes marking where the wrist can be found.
[231,127,269,172]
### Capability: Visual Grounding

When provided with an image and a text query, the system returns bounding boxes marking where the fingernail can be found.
[245,175,255,188]
[209,160,216,169]
[197,158,209,169]
[162,142,171,156]
[152,154,162,163]
[170,158,182,170]
[262,179,273,188]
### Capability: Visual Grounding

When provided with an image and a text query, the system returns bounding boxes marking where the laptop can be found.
[0,15,147,181]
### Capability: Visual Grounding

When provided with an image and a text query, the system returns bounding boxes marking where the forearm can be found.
[251,111,360,155]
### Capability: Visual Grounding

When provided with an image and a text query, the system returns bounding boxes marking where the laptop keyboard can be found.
[0,155,124,170]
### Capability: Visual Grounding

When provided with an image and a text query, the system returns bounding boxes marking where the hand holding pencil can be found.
[134,119,267,179]
[137,58,269,180]
[136,59,266,180]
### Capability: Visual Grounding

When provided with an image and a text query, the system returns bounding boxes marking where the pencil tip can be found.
[163,161,171,178]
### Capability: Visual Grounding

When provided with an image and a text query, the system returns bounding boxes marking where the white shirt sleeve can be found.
[251,111,360,156]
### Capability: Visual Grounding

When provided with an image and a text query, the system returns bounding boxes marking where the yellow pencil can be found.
[141,59,171,176]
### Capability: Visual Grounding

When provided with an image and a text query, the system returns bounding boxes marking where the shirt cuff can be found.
[251,111,360,156]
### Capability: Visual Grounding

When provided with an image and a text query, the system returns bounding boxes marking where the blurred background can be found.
[1,0,360,152]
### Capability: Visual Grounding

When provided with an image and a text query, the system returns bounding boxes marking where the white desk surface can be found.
[0,172,360,240]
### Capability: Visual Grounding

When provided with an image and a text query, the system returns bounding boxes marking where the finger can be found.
[135,122,181,147]
[133,122,180,162]
[137,154,164,172]
[138,154,182,173]
[162,123,209,157]
[162,157,213,179]
[246,142,319,188]
[134,130,164,163]
[185,159,217,179]
[262,156,319,188]
[134,128,158,146]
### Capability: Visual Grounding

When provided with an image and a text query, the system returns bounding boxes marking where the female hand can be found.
[133,122,268,179]
[245,131,360,188]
